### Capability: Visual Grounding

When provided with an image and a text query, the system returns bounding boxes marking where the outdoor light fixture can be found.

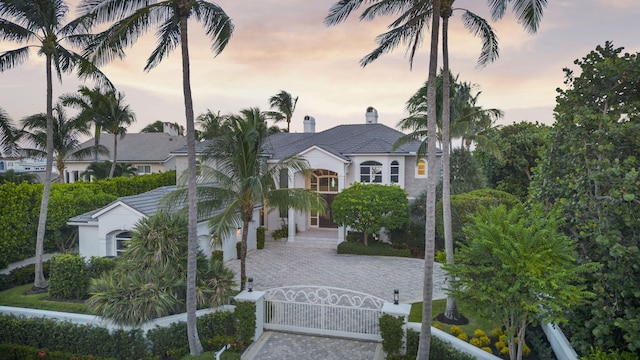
[247,277,254,292]
[393,289,399,305]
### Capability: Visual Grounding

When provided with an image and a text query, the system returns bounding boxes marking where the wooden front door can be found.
[319,193,338,228]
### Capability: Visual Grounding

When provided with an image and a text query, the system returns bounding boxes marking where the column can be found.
[234,290,265,342]
[382,301,412,355]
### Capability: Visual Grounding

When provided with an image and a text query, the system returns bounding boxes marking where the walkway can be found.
[224,236,446,359]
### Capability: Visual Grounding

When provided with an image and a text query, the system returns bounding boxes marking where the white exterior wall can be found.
[97,206,145,257]
[64,162,170,183]
[77,225,100,258]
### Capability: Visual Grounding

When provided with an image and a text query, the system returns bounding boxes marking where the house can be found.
[172,106,437,243]
[64,132,186,183]
[67,185,257,262]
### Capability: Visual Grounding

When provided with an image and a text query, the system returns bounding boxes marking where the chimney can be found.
[303,115,316,133]
[365,106,378,124]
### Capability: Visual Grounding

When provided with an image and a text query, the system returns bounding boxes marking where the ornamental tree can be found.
[444,204,594,360]
[332,182,409,246]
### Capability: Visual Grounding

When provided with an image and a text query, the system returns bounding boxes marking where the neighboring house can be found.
[68,185,258,262]
[172,106,439,242]
[64,132,186,183]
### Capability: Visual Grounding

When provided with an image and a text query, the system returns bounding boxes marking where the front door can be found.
[319,193,338,228]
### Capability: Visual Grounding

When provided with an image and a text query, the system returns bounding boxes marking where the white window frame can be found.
[415,159,427,178]
[115,231,132,257]
[360,161,383,183]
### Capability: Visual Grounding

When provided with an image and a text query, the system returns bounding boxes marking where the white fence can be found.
[263,286,387,341]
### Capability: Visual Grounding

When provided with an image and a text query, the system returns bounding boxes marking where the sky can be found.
[1,0,639,134]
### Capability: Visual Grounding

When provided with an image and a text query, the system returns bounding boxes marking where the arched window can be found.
[115,231,132,256]
[390,161,399,183]
[360,161,382,183]
[416,159,426,177]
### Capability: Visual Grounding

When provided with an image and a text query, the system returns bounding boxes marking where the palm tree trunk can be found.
[93,126,101,163]
[179,8,204,355]
[33,54,54,290]
[417,1,441,358]
[240,219,250,290]
[108,136,117,178]
[441,14,459,321]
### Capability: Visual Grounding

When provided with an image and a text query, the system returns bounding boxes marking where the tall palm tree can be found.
[169,108,326,291]
[0,0,111,291]
[0,107,18,157]
[98,91,135,178]
[326,2,441,356]
[20,102,100,180]
[78,0,233,354]
[196,109,228,140]
[266,90,298,132]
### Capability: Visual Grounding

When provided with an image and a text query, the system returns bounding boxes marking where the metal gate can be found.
[263,286,386,341]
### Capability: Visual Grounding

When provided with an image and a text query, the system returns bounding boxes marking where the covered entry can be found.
[309,169,339,228]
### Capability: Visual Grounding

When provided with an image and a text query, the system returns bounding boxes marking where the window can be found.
[310,169,338,192]
[115,232,132,256]
[137,165,151,174]
[360,161,382,183]
[390,161,399,183]
[416,159,426,177]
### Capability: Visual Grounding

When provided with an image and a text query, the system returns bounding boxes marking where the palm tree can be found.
[78,0,233,353]
[98,91,135,178]
[141,120,184,135]
[0,107,18,157]
[169,108,326,291]
[0,0,111,291]
[20,102,100,180]
[81,161,136,180]
[266,90,298,132]
[196,109,228,140]
[326,1,441,356]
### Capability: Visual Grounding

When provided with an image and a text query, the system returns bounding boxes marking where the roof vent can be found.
[303,115,316,133]
[366,107,378,124]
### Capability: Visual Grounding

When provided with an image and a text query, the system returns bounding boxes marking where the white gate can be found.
[263,286,386,341]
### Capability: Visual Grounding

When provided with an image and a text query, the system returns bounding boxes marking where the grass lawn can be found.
[409,298,500,336]
[0,284,92,314]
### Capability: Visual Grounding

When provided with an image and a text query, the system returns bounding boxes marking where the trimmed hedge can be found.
[337,240,411,258]
[48,253,89,300]
[0,344,115,360]
[0,171,175,268]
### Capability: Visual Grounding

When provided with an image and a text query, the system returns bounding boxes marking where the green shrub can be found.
[271,228,287,240]
[235,242,242,259]
[388,220,426,257]
[235,301,256,344]
[48,253,89,299]
[0,344,114,360]
[581,348,639,360]
[7,260,51,286]
[256,227,265,249]
[379,314,404,356]
[337,240,411,258]
[212,250,224,261]
[0,314,146,359]
[87,256,117,279]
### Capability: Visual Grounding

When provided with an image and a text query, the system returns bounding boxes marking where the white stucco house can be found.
[172,106,435,243]
[64,131,186,183]
[67,185,259,262]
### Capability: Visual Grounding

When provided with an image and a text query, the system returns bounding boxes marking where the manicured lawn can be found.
[409,298,500,335]
[0,284,92,314]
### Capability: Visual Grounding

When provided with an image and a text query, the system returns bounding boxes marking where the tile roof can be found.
[68,133,187,163]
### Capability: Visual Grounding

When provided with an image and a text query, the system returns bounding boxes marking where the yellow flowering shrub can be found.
[450,325,463,336]
[523,344,531,357]
[457,333,469,341]
[490,328,503,339]
[473,329,487,338]
[481,347,493,354]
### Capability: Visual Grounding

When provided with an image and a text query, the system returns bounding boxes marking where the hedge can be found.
[48,253,89,300]
[0,171,175,268]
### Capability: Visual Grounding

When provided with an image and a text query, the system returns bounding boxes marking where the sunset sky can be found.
[1,0,639,134]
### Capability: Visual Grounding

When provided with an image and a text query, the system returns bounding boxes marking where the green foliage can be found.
[235,301,256,344]
[379,314,404,356]
[5,261,51,288]
[0,171,175,267]
[444,204,595,360]
[332,182,409,246]
[256,227,265,249]
[530,42,640,355]
[212,250,224,261]
[0,314,147,359]
[0,284,90,314]
[235,241,242,259]
[0,344,113,360]
[48,253,89,300]
[581,348,640,360]
[401,329,475,360]
[337,240,411,258]
[449,148,488,195]
[388,220,426,257]
[86,256,117,279]
[435,189,520,246]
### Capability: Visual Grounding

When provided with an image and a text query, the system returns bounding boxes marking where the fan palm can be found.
[0,0,111,291]
[78,0,233,353]
[266,90,298,132]
[20,102,101,181]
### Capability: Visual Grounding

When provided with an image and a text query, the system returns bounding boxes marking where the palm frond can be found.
[0,18,36,42]
[193,1,234,56]
[325,0,367,26]
[511,0,547,33]
[460,10,499,67]
[145,14,179,71]
[0,46,30,71]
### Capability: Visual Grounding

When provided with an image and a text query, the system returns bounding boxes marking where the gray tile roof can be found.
[68,133,187,163]
[68,185,178,224]
[263,123,422,160]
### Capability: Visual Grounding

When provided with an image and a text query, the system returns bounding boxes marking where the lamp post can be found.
[247,277,254,292]
[393,289,399,305]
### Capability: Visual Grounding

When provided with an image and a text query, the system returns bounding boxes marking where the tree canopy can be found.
[531,42,640,355]
[332,182,409,246]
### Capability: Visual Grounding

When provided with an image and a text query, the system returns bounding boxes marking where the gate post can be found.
[235,290,265,342]
[382,302,411,354]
